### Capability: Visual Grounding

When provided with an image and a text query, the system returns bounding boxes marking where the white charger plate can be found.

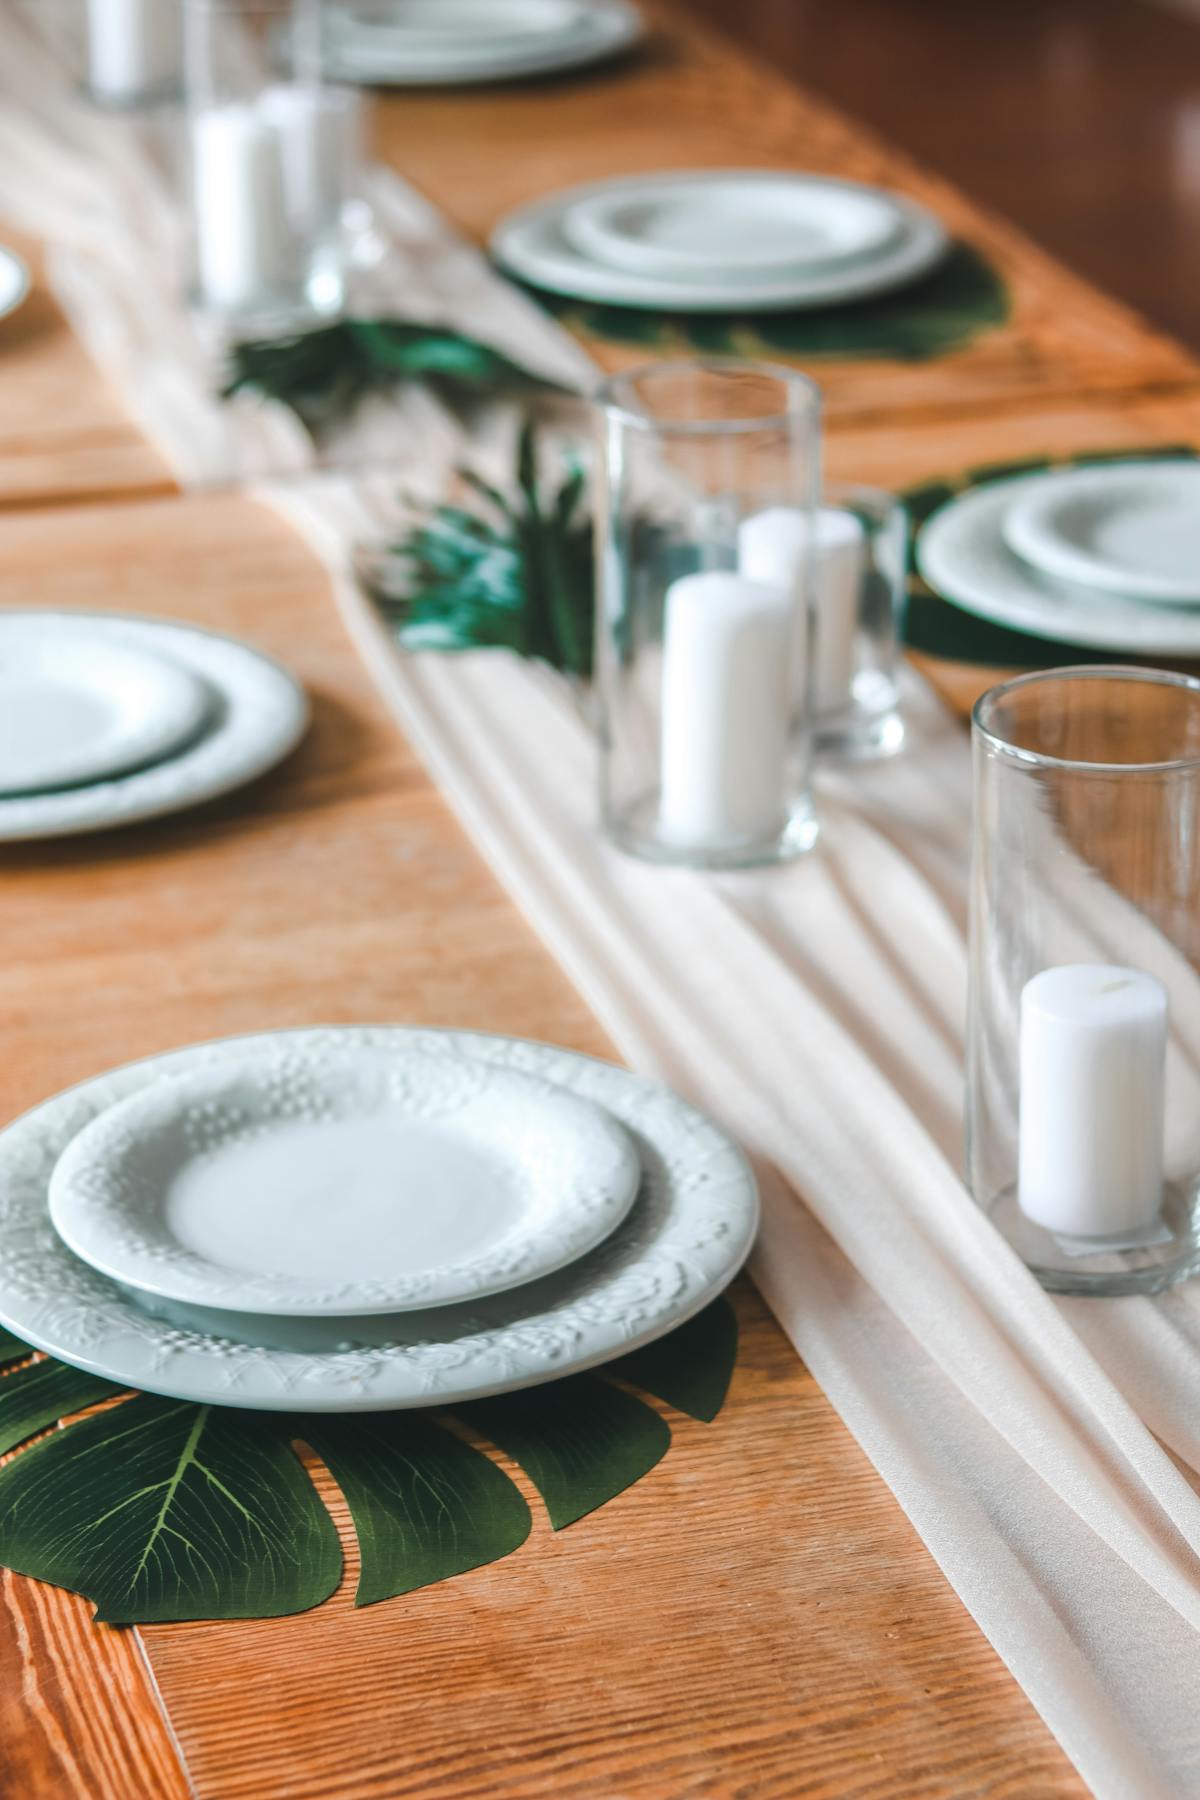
[491,173,948,312]
[49,1045,641,1315]
[0,1028,758,1411]
[563,173,905,280]
[322,0,641,85]
[0,613,308,842]
[916,470,1200,656]
[330,0,586,57]
[0,617,212,796]
[1002,461,1200,606]
[0,247,31,325]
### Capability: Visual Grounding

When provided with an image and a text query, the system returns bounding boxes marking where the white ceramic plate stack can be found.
[0,1027,759,1411]
[0,612,308,841]
[320,0,644,86]
[0,246,30,327]
[491,169,950,312]
[916,457,1200,654]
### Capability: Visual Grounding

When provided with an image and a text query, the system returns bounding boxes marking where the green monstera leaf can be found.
[0,1297,738,1626]
[521,242,1009,363]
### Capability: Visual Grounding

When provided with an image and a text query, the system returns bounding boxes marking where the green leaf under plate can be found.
[0,1395,342,1624]
[0,1329,33,1369]
[523,242,1008,363]
[609,1298,738,1423]
[301,1413,531,1606]
[459,1374,671,1530]
[0,1358,121,1458]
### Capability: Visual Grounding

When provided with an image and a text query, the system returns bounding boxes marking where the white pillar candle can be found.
[259,85,359,232]
[192,105,297,312]
[86,0,181,103]
[1018,963,1167,1237]
[659,571,794,848]
[738,505,864,712]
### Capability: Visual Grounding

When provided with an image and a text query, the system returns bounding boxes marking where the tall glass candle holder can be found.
[595,359,822,869]
[967,666,1200,1295]
[84,0,184,109]
[740,481,907,762]
[185,0,359,325]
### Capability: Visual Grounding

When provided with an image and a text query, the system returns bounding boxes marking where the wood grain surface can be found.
[3,1,1200,1794]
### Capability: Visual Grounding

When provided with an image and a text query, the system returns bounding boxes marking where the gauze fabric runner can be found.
[4,10,1200,1792]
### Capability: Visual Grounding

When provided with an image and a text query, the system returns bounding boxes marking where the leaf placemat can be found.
[904,444,1199,667]
[0,1298,737,1626]
[519,242,1008,362]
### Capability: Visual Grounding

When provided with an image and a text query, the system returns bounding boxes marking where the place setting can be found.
[915,452,1200,656]
[316,0,645,87]
[491,168,952,315]
[0,1025,759,1409]
[0,611,308,842]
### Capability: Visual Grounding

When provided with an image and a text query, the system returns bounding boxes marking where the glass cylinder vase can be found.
[967,665,1200,1294]
[185,0,359,324]
[83,0,184,109]
[594,358,822,869]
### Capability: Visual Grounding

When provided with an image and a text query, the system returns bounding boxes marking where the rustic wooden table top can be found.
[3,4,1197,1795]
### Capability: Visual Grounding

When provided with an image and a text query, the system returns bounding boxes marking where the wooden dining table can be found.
[4,6,1199,1795]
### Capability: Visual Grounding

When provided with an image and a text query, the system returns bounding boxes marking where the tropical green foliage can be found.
[0,1298,737,1624]
[223,318,567,433]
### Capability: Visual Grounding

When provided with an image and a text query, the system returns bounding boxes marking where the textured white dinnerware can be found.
[563,173,905,280]
[916,472,1200,655]
[0,617,212,796]
[0,246,30,325]
[491,173,948,312]
[0,613,308,841]
[0,1028,758,1410]
[1001,461,1200,605]
[320,0,642,86]
[49,1044,642,1315]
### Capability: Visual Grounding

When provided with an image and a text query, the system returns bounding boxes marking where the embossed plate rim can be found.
[48,1046,643,1315]
[0,1027,758,1410]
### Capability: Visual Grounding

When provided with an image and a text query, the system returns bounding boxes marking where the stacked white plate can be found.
[320,0,643,86]
[0,247,30,327]
[0,612,308,841]
[916,457,1200,655]
[0,1027,758,1411]
[491,169,950,313]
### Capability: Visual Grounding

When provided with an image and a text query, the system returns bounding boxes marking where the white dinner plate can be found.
[0,1028,758,1411]
[0,247,30,325]
[49,1045,642,1315]
[329,0,586,57]
[916,469,1200,656]
[563,173,905,280]
[0,617,212,796]
[0,613,308,842]
[1002,461,1200,606]
[491,173,949,312]
[322,0,641,85]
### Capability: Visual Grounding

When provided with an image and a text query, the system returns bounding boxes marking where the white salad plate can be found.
[563,173,905,280]
[329,0,586,56]
[49,1045,642,1316]
[0,617,212,796]
[491,173,948,312]
[0,1028,758,1411]
[917,470,1200,656]
[322,0,642,86]
[0,613,308,842]
[1001,461,1200,606]
[0,246,31,325]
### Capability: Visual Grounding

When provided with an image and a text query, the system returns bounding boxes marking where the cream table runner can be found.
[4,10,1200,1792]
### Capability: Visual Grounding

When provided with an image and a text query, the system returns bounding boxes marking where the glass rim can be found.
[594,357,822,439]
[972,664,1200,775]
